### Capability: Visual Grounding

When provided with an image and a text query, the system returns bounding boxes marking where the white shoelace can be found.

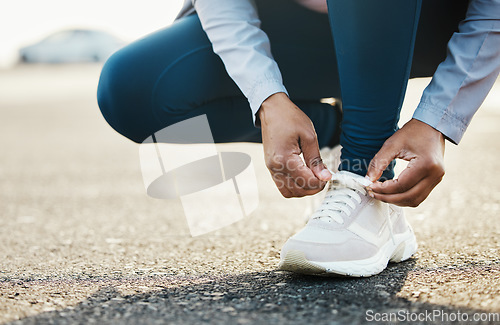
[311,172,397,244]
[311,173,372,224]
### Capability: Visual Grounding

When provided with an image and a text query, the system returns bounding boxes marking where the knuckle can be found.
[408,200,420,208]
[368,158,379,170]
[294,176,306,188]
[301,130,317,143]
[406,197,422,208]
[427,159,440,170]
[427,159,445,178]
[309,156,323,168]
[304,177,321,190]
[264,158,274,169]
[424,156,442,168]
[437,165,445,178]
[399,197,419,208]
[266,155,285,171]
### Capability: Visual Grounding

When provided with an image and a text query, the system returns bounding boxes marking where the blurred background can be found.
[1,1,499,322]
[0,0,183,67]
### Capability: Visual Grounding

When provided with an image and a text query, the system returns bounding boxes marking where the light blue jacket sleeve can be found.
[413,0,500,144]
[192,0,288,122]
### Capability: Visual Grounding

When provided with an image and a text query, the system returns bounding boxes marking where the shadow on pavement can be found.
[8,259,495,324]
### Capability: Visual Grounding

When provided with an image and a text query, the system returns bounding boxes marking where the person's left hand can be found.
[366,118,446,207]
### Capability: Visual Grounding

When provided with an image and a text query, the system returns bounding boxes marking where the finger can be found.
[300,129,332,181]
[283,154,327,190]
[370,158,427,194]
[371,175,441,207]
[272,172,324,198]
[366,140,400,182]
[265,152,325,191]
[370,154,445,195]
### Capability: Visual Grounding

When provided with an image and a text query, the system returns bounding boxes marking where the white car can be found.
[20,29,125,63]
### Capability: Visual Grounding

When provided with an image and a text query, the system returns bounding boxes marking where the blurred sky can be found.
[0,0,184,68]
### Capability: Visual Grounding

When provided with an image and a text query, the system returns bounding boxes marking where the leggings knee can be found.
[97,50,157,143]
[97,53,120,132]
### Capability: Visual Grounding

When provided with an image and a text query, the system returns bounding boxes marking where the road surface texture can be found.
[1,64,499,324]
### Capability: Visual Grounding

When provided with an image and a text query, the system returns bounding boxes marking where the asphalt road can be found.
[0,64,499,324]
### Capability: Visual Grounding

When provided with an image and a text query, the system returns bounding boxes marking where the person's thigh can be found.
[98,7,341,146]
[97,15,251,143]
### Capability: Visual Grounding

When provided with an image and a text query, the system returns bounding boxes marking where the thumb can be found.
[301,134,332,181]
[367,141,399,182]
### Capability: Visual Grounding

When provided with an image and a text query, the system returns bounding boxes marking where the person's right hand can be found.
[258,92,332,198]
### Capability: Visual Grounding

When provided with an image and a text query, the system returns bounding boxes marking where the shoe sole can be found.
[278,228,418,277]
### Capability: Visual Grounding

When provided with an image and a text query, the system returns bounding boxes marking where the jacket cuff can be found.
[248,79,288,125]
[412,101,468,144]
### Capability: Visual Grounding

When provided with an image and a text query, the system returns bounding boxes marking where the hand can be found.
[259,93,332,198]
[366,118,445,207]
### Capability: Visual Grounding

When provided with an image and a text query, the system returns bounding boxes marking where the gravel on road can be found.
[0,65,499,324]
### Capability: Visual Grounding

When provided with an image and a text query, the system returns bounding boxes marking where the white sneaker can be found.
[279,171,417,277]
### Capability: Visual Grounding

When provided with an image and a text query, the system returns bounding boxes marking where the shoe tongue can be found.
[335,171,372,187]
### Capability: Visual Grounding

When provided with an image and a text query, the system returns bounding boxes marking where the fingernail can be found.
[368,191,375,198]
[319,169,332,180]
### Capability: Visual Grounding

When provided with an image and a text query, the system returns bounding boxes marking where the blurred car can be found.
[19,29,125,63]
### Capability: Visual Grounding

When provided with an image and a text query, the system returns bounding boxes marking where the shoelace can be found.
[311,173,371,224]
[311,172,397,244]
